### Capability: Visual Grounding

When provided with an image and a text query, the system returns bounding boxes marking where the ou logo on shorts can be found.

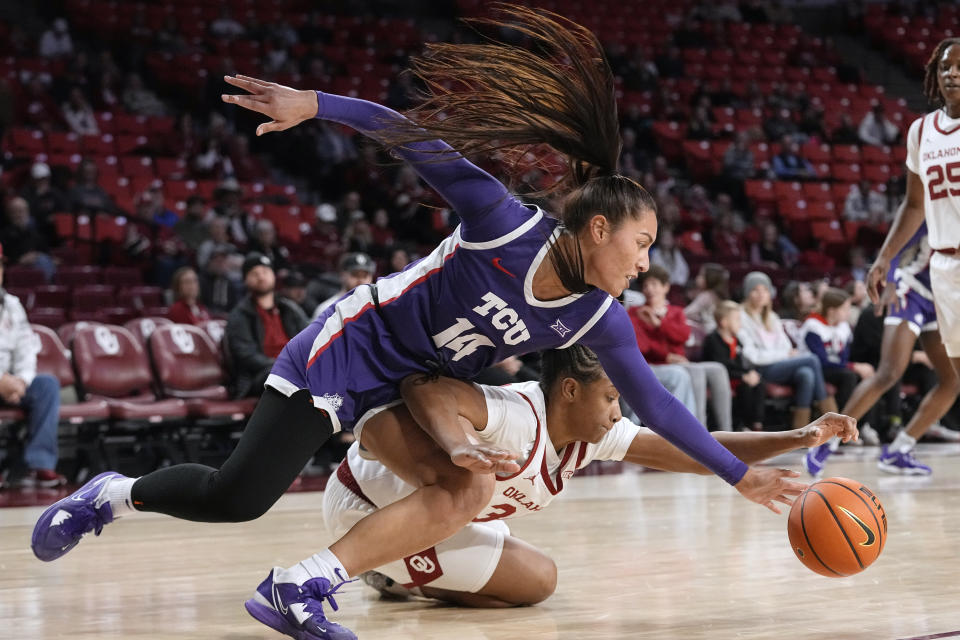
[408,554,435,573]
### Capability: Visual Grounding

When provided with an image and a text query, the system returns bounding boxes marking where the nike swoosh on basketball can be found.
[272,583,289,615]
[491,257,516,278]
[838,506,876,546]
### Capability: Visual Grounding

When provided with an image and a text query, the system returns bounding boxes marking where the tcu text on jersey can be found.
[431,292,531,361]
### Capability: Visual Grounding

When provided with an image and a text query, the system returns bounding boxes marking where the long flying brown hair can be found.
[381,4,656,293]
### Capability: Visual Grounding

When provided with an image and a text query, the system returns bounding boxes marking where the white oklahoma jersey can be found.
[908,110,960,355]
[322,381,645,592]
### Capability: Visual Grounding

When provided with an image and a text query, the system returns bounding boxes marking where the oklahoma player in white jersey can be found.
[869,38,960,372]
[308,346,856,607]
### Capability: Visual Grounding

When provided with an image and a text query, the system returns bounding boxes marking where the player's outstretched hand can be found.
[221,75,318,136]
[734,466,805,514]
[449,444,521,475]
[865,256,890,305]
[795,412,859,448]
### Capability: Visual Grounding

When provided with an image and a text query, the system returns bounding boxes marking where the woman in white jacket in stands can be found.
[737,271,838,429]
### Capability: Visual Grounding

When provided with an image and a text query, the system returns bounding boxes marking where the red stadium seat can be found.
[56,265,102,286]
[148,324,257,420]
[31,324,111,424]
[32,285,69,308]
[71,324,187,420]
[4,265,46,287]
[71,284,115,311]
[28,307,67,329]
[103,266,143,287]
[46,132,82,154]
[57,320,105,348]
[831,162,863,183]
[124,316,173,348]
[832,145,861,163]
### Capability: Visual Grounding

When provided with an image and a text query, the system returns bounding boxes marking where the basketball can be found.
[787,477,887,577]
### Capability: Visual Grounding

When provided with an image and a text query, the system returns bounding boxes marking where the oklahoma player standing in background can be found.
[869,38,960,374]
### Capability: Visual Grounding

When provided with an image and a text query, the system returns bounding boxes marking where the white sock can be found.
[103,477,139,518]
[280,548,350,585]
[891,431,917,454]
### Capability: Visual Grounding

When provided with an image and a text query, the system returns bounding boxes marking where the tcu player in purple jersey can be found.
[806,222,959,476]
[308,346,856,614]
[32,8,807,640]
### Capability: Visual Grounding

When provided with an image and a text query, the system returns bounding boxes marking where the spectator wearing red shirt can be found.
[167,267,212,325]
[630,265,732,431]
[225,253,309,398]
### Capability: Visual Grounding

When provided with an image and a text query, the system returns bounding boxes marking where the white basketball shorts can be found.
[930,251,960,357]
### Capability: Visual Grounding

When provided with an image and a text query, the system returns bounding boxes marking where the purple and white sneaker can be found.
[31,471,123,562]
[802,443,832,478]
[244,567,357,640]
[878,446,932,476]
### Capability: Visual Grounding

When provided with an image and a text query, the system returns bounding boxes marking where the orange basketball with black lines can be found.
[787,477,887,577]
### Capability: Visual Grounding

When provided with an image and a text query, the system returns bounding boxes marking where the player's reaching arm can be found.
[868,116,928,304]
[221,75,517,238]
[398,374,520,475]
[624,412,858,474]
[582,305,807,513]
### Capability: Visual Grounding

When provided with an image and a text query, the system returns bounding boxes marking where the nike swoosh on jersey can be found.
[838,506,876,546]
[491,257,516,278]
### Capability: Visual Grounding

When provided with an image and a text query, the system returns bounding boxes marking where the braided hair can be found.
[923,38,960,107]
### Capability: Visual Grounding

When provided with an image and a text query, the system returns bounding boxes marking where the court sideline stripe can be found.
[898,630,960,640]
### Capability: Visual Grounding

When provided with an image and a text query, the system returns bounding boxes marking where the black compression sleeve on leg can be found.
[131,387,334,522]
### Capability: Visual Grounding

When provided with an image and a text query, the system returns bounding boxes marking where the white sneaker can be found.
[859,423,880,446]
[923,423,960,442]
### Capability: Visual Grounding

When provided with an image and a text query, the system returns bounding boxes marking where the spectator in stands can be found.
[654,45,684,79]
[61,86,99,136]
[192,136,234,179]
[154,15,188,54]
[620,50,659,93]
[248,219,291,272]
[779,280,817,322]
[710,209,745,259]
[313,252,376,318]
[196,216,240,271]
[687,105,715,141]
[227,134,267,182]
[174,195,212,253]
[703,301,766,431]
[199,246,241,314]
[167,266,211,325]
[685,263,730,334]
[312,203,342,270]
[772,137,816,180]
[369,208,395,255]
[122,73,166,117]
[649,227,689,286]
[858,103,899,147]
[69,158,114,215]
[738,271,838,429]
[210,6,246,39]
[279,271,318,318]
[226,253,308,398]
[843,178,887,223]
[849,246,869,283]
[750,219,799,269]
[21,76,60,131]
[798,104,829,142]
[764,108,798,142]
[884,174,905,222]
[20,162,67,244]
[0,78,14,137]
[388,247,412,273]
[619,128,650,178]
[800,287,875,414]
[846,278,869,329]
[213,178,253,247]
[630,266,733,431]
[342,211,374,254]
[831,113,860,145]
[0,247,64,488]
[138,183,178,228]
[39,18,73,59]
[1,198,55,282]
[720,131,754,207]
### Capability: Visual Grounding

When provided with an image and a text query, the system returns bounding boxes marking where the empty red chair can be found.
[28,307,67,329]
[56,265,102,286]
[71,324,187,421]
[57,320,105,347]
[124,316,173,348]
[118,155,155,177]
[832,145,861,163]
[72,284,115,311]
[6,128,45,156]
[4,265,46,287]
[32,285,69,308]
[118,286,164,310]
[31,324,110,425]
[148,324,257,420]
[103,266,143,287]
[832,162,863,182]
[47,132,82,154]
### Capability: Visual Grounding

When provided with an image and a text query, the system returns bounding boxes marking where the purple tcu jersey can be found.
[268,208,613,432]
[265,89,747,486]
[886,221,937,334]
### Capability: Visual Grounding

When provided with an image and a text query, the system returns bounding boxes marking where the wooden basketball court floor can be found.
[2,444,959,640]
